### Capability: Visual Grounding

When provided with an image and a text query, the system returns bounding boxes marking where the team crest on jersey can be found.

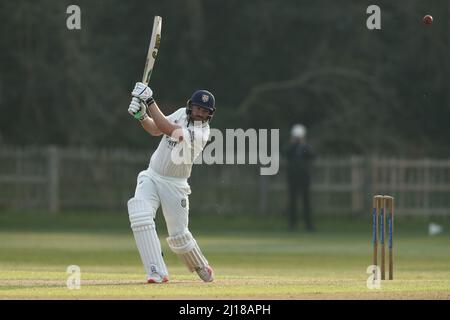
[202,94,209,102]
[181,198,187,208]
[166,135,179,148]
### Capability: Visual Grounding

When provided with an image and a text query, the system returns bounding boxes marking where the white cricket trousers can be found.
[134,167,191,236]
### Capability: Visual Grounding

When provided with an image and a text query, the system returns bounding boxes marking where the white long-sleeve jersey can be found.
[149,108,210,179]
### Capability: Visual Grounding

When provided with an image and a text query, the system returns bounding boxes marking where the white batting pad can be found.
[166,231,208,272]
[127,198,168,278]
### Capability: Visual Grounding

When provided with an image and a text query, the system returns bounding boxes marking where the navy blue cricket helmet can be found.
[186,90,216,122]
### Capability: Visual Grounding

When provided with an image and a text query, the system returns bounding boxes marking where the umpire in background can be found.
[285,124,316,232]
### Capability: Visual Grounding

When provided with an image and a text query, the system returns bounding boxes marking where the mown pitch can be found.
[0,213,449,299]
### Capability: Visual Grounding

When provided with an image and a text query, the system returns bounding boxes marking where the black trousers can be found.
[287,178,313,230]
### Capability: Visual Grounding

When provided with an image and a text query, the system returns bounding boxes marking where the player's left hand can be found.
[131,82,153,103]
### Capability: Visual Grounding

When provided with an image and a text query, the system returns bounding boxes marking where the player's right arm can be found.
[128,97,162,136]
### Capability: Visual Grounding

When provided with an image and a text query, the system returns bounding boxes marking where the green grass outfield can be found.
[0,211,449,299]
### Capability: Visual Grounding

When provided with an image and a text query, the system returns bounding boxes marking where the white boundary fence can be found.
[1,146,450,216]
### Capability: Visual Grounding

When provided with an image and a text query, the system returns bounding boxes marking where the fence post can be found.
[48,145,60,214]
[259,173,268,214]
[362,156,373,214]
[424,158,430,215]
[350,156,364,214]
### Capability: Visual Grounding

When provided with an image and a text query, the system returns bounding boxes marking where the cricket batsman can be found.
[127,82,215,283]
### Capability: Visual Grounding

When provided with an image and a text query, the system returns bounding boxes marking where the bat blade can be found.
[142,16,162,85]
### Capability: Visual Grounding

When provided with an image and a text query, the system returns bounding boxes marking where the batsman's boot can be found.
[196,265,214,283]
[147,273,169,284]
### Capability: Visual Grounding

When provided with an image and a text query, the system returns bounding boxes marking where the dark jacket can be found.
[285,142,315,182]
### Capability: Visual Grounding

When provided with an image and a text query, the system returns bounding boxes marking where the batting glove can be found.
[131,82,154,105]
[128,97,148,121]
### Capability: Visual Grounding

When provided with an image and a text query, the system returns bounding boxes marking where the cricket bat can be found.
[142,16,162,85]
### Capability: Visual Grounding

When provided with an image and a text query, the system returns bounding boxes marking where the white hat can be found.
[291,124,306,138]
[429,223,443,236]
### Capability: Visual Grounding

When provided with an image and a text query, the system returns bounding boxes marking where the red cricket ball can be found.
[423,15,433,25]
